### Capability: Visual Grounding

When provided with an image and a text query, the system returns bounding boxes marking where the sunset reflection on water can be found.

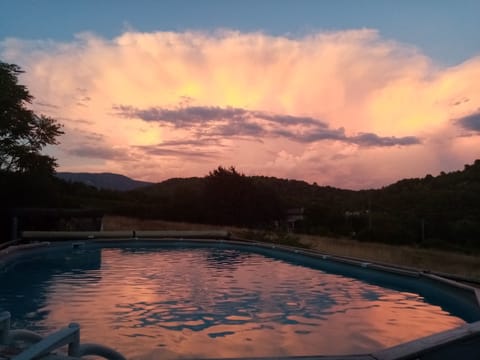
[0,246,473,359]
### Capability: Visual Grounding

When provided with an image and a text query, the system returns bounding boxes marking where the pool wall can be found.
[0,230,479,360]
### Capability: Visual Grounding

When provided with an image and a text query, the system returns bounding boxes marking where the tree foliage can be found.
[0,61,63,174]
[204,166,282,226]
[51,161,479,252]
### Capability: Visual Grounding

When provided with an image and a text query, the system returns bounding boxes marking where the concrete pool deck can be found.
[1,230,480,360]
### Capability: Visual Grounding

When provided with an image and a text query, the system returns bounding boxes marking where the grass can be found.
[103,215,223,231]
[297,234,480,282]
[103,215,480,282]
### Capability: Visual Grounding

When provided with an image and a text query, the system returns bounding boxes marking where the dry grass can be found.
[297,234,480,281]
[103,215,480,282]
[103,215,243,232]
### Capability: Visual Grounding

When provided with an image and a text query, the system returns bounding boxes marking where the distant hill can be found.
[57,172,153,191]
[130,161,480,249]
[136,174,356,208]
[47,161,480,252]
[3,160,480,251]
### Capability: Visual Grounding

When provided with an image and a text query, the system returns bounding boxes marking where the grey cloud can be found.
[65,126,104,141]
[114,105,334,141]
[330,153,352,160]
[67,145,129,160]
[211,120,265,137]
[456,111,480,132]
[115,104,420,147]
[253,112,326,127]
[271,127,346,143]
[135,136,223,159]
[349,133,421,147]
[57,116,93,125]
[158,138,223,147]
[115,105,324,128]
[80,132,104,142]
[452,98,470,106]
[178,95,194,107]
[35,101,59,109]
[136,145,216,159]
[273,128,419,146]
[114,105,248,126]
[74,119,95,125]
[73,88,91,107]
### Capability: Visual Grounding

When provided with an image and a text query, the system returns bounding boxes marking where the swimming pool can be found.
[1,240,480,359]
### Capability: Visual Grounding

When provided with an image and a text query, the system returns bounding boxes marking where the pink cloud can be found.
[1,30,479,188]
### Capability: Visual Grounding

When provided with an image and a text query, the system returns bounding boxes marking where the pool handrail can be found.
[76,343,127,360]
[0,312,126,360]
[10,323,80,360]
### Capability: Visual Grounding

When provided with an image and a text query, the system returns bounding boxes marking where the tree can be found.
[204,166,282,226]
[0,61,63,174]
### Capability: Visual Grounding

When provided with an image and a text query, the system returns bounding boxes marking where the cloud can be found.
[252,113,324,127]
[456,111,480,132]
[210,119,265,138]
[349,133,421,147]
[2,29,480,188]
[114,105,241,126]
[35,101,59,109]
[133,137,223,160]
[66,145,131,160]
[156,138,223,147]
[116,105,420,147]
[60,126,134,162]
[113,105,326,128]
[136,145,216,159]
[59,124,104,141]
[270,127,345,143]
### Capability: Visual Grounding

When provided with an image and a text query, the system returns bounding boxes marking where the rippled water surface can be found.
[0,246,476,359]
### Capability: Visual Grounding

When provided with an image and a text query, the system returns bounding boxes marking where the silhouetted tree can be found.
[0,61,63,174]
[204,166,282,226]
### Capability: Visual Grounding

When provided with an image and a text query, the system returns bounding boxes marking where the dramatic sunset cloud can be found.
[1,29,479,188]
[456,111,480,133]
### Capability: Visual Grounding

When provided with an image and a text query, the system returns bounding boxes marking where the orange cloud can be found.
[1,30,479,188]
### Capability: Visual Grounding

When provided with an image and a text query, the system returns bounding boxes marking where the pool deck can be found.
[1,231,480,360]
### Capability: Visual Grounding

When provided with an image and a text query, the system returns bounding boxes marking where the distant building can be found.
[286,208,304,232]
[344,210,369,217]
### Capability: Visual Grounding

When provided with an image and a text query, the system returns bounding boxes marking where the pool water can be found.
[0,245,478,359]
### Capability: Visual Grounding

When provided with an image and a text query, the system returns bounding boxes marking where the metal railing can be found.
[0,311,126,360]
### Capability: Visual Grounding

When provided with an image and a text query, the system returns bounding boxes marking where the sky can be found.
[1,0,479,189]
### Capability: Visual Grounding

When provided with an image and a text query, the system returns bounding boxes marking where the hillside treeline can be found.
[1,161,480,253]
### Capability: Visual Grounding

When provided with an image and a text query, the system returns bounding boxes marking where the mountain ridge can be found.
[57,172,153,191]
[7,159,480,251]
[58,159,480,194]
